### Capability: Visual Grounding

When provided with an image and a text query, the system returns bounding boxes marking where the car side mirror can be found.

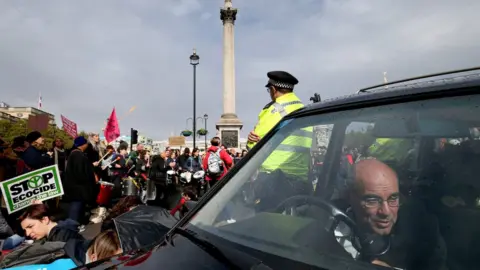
[310,93,321,103]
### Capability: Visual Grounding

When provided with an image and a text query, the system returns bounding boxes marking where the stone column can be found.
[222,9,235,115]
[217,0,243,149]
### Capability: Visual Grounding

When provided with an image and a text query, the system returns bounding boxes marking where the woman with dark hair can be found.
[187,148,203,172]
[101,195,142,232]
[110,144,129,199]
[178,147,190,171]
[18,203,84,243]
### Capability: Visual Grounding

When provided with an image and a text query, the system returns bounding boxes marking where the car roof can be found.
[292,67,480,117]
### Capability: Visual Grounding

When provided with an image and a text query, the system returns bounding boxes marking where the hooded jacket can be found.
[202,146,233,181]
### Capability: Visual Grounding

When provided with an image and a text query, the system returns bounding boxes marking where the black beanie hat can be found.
[11,136,26,149]
[26,131,42,144]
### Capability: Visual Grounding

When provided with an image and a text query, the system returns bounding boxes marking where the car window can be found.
[189,92,480,270]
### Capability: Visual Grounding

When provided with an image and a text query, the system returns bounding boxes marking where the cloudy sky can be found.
[1,0,479,140]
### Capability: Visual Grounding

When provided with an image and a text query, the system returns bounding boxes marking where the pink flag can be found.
[60,115,78,138]
[104,108,120,143]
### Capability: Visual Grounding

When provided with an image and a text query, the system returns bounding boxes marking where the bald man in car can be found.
[338,159,447,269]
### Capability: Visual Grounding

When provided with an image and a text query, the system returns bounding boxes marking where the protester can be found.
[203,137,233,189]
[64,136,97,223]
[18,203,84,243]
[101,195,142,232]
[187,148,203,172]
[22,131,53,170]
[51,137,67,178]
[0,131,249,268]
[170,186,197,218]
[177,147,190,171]
[86,229,122,264]
[149,150,176,208]
[65,229,122,266]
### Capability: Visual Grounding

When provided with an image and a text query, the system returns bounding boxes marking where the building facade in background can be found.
[0,105,55,125]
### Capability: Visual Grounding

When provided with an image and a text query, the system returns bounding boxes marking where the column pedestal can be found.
[216,113,242,149]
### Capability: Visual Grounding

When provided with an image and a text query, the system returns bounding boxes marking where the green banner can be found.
[0,165,63,214]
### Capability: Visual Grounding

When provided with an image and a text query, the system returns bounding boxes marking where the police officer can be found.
[247,71,313,179]
[247,71,304,149]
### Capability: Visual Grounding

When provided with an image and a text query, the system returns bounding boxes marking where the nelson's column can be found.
[216,0,243,149]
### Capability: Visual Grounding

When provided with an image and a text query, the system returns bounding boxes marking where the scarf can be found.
[54,147,65,166]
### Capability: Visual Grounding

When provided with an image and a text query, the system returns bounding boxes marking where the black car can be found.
[86,67,480,270]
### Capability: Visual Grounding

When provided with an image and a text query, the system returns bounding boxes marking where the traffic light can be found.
[131,128,138,145]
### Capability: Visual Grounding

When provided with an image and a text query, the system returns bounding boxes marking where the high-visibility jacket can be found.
[368,138,413,164]
[247,93,313,179]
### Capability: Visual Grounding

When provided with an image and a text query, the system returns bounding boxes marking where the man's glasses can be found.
[362,194,400,208]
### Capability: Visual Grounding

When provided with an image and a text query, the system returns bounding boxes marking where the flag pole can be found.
[383,72,388,89]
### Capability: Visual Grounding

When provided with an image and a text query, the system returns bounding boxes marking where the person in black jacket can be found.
[64,136,97,223]
[177,147,190,171]
[22,131,53,170]
[149,151,176,208]
[18,203,84,243]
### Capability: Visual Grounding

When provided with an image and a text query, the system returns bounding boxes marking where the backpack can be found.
[207,149,223,176]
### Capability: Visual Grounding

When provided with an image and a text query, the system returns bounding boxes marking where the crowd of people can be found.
[0,130,248,267]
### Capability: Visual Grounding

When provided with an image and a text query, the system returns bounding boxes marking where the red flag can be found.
[104,108,120,143]
[60,115,78,138]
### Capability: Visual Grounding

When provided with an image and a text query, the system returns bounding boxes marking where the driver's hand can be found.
[371,259,391,268]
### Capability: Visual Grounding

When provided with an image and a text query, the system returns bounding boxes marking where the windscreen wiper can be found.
[166,227,272,270]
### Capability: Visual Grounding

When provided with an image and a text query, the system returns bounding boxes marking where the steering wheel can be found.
[273,195,390,258]
[274,195,357,233]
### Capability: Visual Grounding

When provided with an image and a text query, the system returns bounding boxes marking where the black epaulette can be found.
[262,101,275,110]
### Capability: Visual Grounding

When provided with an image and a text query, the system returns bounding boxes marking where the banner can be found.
[168,136,185,146]
[60,115,78,138]
[27,114,49,132]
[0,165,63,214]
[104,108,120,143]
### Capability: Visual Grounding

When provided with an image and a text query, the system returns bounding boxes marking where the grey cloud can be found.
[0,0,479,140]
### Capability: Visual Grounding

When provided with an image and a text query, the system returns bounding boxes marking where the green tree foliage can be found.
[344,125,376,149]
[78,131,89,138]
[0,119,89,150]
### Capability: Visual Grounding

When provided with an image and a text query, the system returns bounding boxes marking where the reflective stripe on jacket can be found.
[250,93,312,179]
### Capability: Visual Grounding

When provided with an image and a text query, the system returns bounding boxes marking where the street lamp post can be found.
[190,49,200,149]
[204,113,208,150]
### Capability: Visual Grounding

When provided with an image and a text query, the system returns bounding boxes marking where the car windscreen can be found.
[189,92,480,270]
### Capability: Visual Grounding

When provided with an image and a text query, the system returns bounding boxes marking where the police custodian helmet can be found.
[265,71,299,90]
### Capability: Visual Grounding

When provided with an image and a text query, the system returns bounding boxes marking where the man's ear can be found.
[270,86,276,94]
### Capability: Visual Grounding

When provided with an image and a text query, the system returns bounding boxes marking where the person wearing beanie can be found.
[11,136,28,154]
[25,131,42,146]
[22,131,53,170]
[64,136,97,223]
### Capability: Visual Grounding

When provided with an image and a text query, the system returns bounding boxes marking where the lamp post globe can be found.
[204,113,208,151]
[190,49,199,66]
